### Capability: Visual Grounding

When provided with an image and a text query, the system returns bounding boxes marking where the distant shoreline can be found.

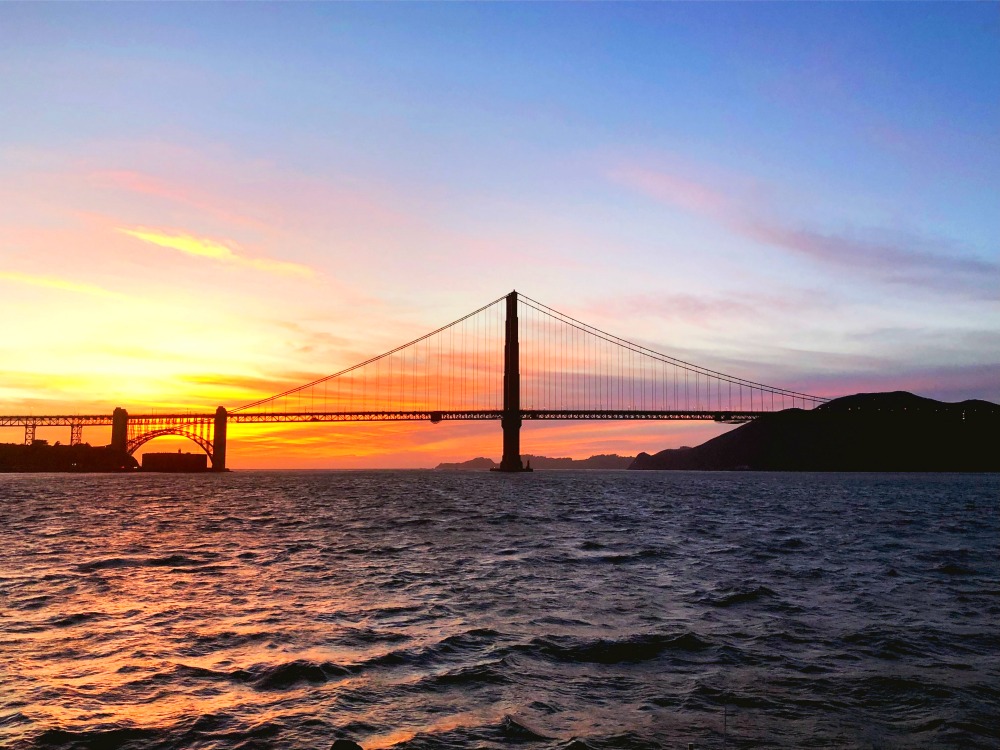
[632,391,1000,472]
[435,454,634,471]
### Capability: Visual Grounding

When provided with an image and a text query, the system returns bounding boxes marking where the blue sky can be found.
[1,3,997,463]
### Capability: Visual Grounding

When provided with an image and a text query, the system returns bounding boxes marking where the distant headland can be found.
[436,454,635,470]
[630,391,1000,472]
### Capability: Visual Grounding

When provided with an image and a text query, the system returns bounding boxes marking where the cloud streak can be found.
[94,169,273,232]
[118,227,314,276]
[610,162,999,300]
[741,223,1000,299]
[0,271,126,299]
[581,288,833,328]
[608,166,730,216]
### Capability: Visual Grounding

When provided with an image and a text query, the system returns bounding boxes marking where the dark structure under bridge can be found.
[1,291,832,471]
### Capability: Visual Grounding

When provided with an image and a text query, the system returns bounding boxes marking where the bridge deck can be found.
[226,410,764,423]
[1,415,116,427]
[2,410,766,427]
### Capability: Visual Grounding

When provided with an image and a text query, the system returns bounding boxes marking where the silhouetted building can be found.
[141,452,208,472]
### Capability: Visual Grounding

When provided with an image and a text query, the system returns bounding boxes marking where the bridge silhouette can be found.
[1,291,828,471]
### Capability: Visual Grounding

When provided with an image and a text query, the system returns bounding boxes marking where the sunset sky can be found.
[1,4,997,467]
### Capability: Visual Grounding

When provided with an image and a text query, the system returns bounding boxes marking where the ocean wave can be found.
[47,611,107,628]
[842,627,927,660]
[595,548,664,564]
[499,714,551,741]
[251,659,352,690]
[520,632,712,664]
[32,725,165,748]
[0,712,31,729]
[361,628,501,670]
[418,661,510,690]
[556,731,663,750]
[75,554,217,573]
[175,629,274,657]
[706,585,777,607]
[169,659,352,691]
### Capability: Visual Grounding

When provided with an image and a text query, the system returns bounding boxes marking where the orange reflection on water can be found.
[362,709,504,749]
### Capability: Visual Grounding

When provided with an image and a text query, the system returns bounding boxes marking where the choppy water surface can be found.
[1,471,998,749]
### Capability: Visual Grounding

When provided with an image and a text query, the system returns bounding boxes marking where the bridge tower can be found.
[111,408,128,453]
[213,406,227,472]
[498,290,528,472]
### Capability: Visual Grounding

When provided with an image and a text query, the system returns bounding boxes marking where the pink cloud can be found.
[740,222,1000,298]
[609,160,999,300]
[608,165,731,216]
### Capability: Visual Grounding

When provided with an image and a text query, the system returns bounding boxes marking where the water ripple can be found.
[1,471,998,749]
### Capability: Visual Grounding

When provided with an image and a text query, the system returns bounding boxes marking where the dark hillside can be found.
[630,392,1000,472]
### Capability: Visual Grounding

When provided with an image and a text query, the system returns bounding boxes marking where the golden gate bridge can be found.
[0,291,828,471]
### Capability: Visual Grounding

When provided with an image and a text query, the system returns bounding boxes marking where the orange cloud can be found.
[118,227,314,276]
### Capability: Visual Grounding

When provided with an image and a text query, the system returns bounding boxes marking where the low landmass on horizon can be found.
[631,391,1000,472]
[436,454,635,471]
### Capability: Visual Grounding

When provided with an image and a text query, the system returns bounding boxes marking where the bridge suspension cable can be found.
[517,293,827,414]
[232,290,827,418]
[232,295,509,415]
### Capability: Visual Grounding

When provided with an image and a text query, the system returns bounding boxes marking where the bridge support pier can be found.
[499,411,523,472]
[111,408,128,453]
[497,290,529,472]
[212,406,227,471]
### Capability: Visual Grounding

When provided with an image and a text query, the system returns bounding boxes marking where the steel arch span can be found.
[126,429,215,463]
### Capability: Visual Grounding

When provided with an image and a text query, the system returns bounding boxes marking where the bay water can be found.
[1,471,998,749]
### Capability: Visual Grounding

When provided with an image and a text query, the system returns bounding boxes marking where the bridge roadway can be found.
[1,410,764,428]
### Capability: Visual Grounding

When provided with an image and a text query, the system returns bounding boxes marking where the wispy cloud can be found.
[93,169,273,232]
[608,166,730,216]
[118,227,314,276]
[0,271,125,299]
[740,223,1000,299]
[178,370,325,404]
[581,289,832,327]
[610,162,999,300]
